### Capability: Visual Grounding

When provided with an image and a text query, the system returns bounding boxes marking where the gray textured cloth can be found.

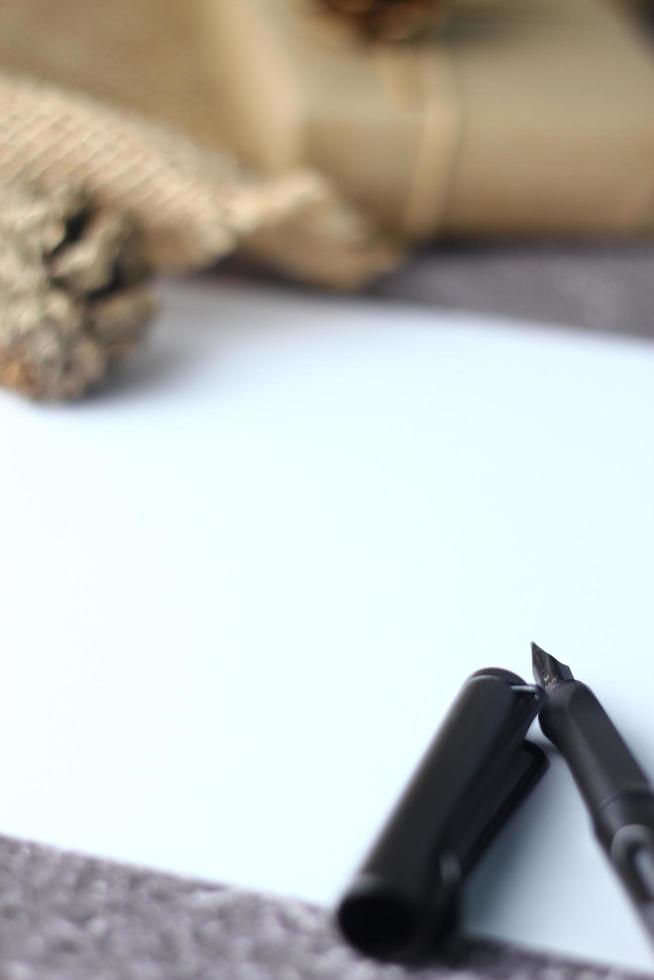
[0,835,646,980]
[371,242,654,340]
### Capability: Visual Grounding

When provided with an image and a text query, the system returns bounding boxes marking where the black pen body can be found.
[337,670,546,961]
[539,680,654,920]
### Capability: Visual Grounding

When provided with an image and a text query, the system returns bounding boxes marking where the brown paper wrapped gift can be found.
[204,0,654,241]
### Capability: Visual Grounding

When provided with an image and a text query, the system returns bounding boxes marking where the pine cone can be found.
[316,0,445,40]
[0,180,156,400]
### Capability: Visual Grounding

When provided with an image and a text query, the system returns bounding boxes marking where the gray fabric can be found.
[371,242,654,340]
[0,835,645,980]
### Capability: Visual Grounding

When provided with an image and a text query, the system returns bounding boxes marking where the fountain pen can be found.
[532,643,654,941]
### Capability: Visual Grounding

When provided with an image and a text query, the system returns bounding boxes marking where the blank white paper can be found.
[0,278,653,971]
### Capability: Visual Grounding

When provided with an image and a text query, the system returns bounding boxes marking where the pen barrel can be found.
[538,681,651,816]
[596,794,654,907]
[337,669,544,960]
[539,680,654,909]
[594,793,654,852]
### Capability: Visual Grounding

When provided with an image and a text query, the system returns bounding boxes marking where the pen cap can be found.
[336,668,546,962]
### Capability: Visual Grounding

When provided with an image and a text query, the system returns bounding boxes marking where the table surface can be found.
[1,260,654,975]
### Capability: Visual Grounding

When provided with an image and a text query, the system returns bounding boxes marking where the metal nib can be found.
[531,642,575,690]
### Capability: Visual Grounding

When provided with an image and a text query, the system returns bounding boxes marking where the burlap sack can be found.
[0,0,402,399]
[0,0,653,398]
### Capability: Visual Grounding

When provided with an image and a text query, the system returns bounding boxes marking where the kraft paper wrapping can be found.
[202,0,654,240]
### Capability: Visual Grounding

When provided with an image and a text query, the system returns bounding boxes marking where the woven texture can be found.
[0,179,156,399]
[0,73,400,282]
[0,0,405,398]
[0,834,645,980]
[0,69,400,398]
[0,0,653,399]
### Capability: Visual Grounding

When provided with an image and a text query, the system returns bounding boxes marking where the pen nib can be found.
[531,642,574,689]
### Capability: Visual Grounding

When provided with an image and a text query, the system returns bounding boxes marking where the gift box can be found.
[202,0,654,241]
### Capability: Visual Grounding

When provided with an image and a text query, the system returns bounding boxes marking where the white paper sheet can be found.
[1,278,653,971]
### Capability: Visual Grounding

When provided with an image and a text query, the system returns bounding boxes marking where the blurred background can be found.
[1,0,654,398]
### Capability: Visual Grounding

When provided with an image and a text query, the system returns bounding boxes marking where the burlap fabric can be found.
[0,0,652,400]
[0,179,157,399]
[0,0,404,400]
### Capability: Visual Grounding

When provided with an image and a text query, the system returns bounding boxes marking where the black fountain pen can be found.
[532,643,654,940]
